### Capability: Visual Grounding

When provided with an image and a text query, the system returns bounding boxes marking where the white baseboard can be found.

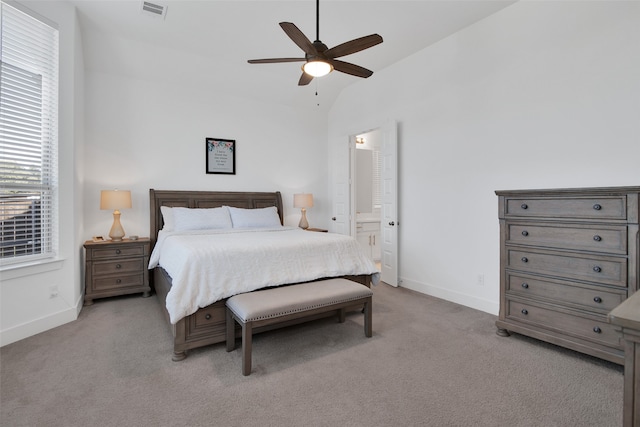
[0,300,81,347]
[399,277,499,316]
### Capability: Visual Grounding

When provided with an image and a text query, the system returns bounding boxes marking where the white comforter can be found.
[149,227,380,324]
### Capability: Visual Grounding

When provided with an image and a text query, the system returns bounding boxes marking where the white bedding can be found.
[149,227,380,324]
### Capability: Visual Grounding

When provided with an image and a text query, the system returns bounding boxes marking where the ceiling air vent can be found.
[141,1,168,19]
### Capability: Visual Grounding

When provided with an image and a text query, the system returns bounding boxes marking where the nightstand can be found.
[306,228,328,232]
[83,238,151,306]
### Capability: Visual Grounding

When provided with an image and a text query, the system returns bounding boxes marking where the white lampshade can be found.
[302,61,333,78]
[100,190,132,241]
[293,193,314,209]
[100,190,132,210]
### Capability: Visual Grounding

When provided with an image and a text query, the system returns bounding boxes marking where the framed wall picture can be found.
[206,138,236,175]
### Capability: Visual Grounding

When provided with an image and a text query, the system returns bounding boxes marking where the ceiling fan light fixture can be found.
[302,60,333,77]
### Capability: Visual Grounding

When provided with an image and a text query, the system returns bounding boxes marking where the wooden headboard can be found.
[149,189,284,250]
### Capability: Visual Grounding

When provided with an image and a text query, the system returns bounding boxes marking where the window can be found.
[0,2,59,265]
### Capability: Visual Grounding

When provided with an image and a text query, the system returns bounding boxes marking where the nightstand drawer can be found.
[94,274,144,291]
[504,196,626,220]
[507,299,621,348]
[91,245,145,260]
[506,272,626,312]
[506,223,627,254]
[507,248,627,287]
[92,259,145,276]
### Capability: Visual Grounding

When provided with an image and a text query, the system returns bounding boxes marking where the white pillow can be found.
[160,206,176,231]
[227,206,281,228]
[171,206,232,231]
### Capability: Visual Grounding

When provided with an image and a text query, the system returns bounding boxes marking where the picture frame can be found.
[206,138,236,175]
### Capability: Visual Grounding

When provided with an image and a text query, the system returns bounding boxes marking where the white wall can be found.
[328,1,640,314]
[82,70,330,239]
[1,1,85,346]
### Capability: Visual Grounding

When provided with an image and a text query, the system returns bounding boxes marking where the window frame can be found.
[0,0,59,268]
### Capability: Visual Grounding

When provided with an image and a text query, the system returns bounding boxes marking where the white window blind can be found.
[372,149,381,209]
[0,1,59,264]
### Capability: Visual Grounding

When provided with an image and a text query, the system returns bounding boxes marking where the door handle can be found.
[388,221,395,226]
[331,217,336,221]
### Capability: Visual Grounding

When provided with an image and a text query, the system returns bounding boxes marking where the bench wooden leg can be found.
[338,308,346,323]
[242,321,253,376]
[226,309,235,352]
[364,297,372,338]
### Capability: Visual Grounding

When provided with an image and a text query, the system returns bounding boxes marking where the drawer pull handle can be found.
[521,230,529,236]
[116,249,121,254]
[593,203,602,211]
[521,309,528,315]
[116,264,121,269]
[521,283,529,289]
[593,296,602,303]
[593,326,602,334]
[205,314,211,320]
[116,279,122,284]
[520,203,528,210]
[593,235,602,242]
[521,257,528,263]
[593,266,601,273]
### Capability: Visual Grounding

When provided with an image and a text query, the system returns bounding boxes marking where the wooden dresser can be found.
[495,186,639,364]
[609,291,640,427]
[84,238,151,305]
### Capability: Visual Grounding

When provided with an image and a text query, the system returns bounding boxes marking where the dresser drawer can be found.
[90,245,145,260]
[504,196,626,220]
[93,274,144,291]
[507,248,627,287]
[92,258,145,276]
[507,222,627,254]
[506,272,626,312]
[506,299,621,348]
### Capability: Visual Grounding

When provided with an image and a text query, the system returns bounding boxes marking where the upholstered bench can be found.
[226,278,373,376]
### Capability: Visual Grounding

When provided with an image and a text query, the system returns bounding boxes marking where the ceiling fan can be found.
[247,0,383,86]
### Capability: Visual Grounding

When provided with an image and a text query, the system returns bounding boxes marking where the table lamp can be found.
[100,190,132,241]
[293,193,313,229]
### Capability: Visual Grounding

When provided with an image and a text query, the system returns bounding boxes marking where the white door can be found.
[380,120,398,286]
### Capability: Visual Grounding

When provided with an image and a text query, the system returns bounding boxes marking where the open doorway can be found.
[349,121,398,286]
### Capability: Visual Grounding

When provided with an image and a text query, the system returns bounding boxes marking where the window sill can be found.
[0,257,65,280]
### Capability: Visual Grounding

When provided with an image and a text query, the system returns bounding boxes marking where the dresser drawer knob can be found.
[521,230,529,236]
[116,279,122,284]
[116,249,121,254]
[593,203,602,211]
[521,257,528,263]
[593,235,602,242]
[521,283,529,289]
[593,326,602,334]
[205,314,212,320]
[520,203,528,210]
[593,296,602,303]
[593,266,601,273]
[116,264,122,269]
[521,309,528,315]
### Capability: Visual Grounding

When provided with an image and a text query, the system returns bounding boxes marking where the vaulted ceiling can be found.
[70,0,515,112]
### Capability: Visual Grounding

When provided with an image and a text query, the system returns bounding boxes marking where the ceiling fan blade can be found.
[279,22,317,55]
[298,72,313,86]
[329,59,374,78]
[325,34,383,59]
[248,58,306,64]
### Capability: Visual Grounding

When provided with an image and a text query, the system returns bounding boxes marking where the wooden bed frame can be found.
[149,189,371,361]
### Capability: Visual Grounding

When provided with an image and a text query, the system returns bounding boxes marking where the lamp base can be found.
[298,208,309,230]
[109,210,126,241]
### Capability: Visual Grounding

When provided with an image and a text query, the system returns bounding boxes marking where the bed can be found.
[149,189,377,360]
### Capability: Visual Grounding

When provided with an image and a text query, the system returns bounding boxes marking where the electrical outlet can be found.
[476,274,485,287]
[49,285,59,298]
